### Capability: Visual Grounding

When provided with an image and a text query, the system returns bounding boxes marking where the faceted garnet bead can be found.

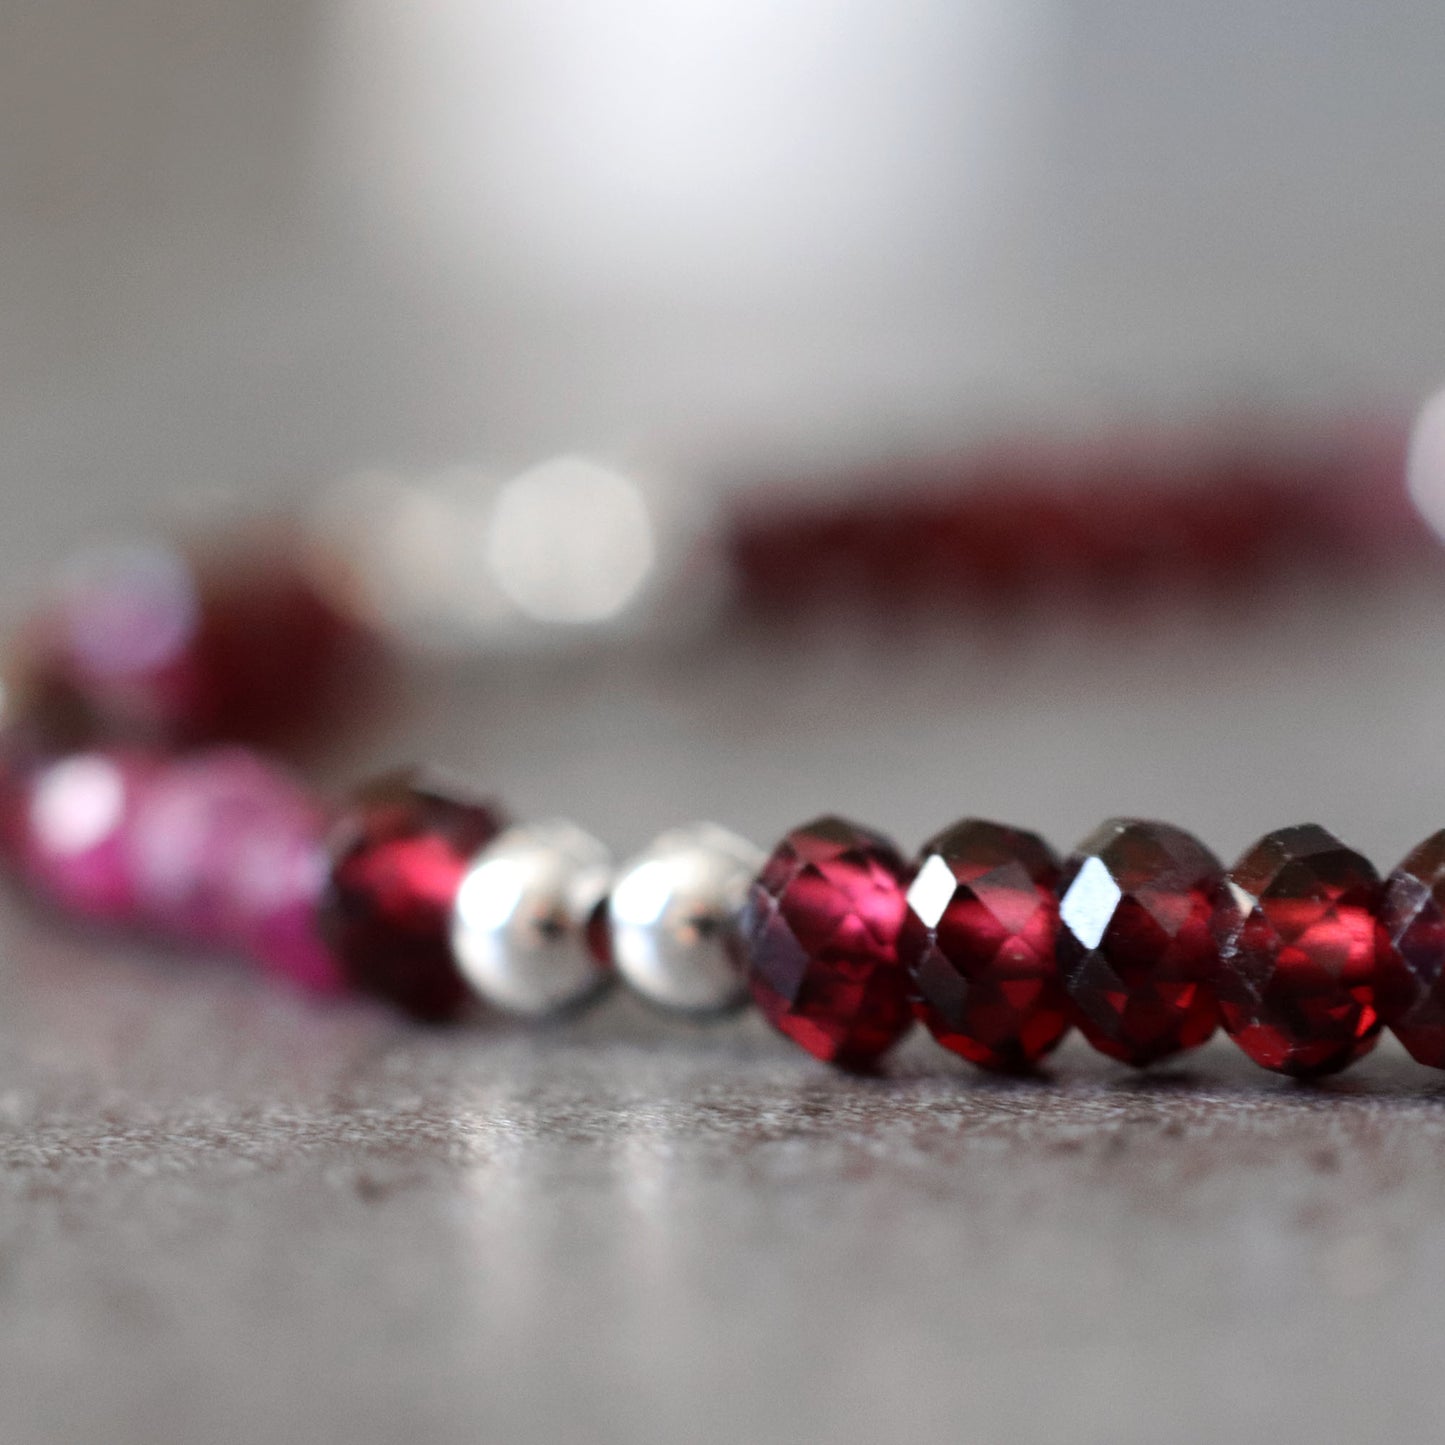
[742,816,912,1066]
[318,769,506,1021]
[1056,819,1223,1066]
[1212,825,1394,1077]
[899,819,1069,1072]
[1382,831,1445,1067]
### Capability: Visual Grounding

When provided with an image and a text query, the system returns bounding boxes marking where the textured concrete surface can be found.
[4,923,1445,1445]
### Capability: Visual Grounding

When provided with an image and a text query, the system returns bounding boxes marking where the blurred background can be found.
[9,2,1445,539]
[9,7,1445,1444]
[9,0,1445,856]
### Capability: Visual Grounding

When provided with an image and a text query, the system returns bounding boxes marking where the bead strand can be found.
[9,731,1445,1085]
[1,537,1442,1081]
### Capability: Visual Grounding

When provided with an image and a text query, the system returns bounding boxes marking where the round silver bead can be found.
[451,820,613,1017]
[608,822,764,1014]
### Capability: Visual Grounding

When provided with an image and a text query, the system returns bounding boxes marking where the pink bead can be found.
[19,749,157,922]
[246,835,344,995]
[125,747,344,994]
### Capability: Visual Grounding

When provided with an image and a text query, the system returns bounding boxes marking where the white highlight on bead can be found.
[905,853,956,931]
[452,819,612,1017]
[30,755,128,857]
[608,859,674,929]
[1408,386,1445,543]
[609,822,763,1014]
[1224,878,1258,918]
[1059,854,1122,951]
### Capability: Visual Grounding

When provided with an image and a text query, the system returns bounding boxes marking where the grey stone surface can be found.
[3,921,1444,1445]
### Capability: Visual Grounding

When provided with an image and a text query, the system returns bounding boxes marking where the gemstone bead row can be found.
[0,522,1429,1079]
[8,730,1445,1083]
[746,814,1427,1080]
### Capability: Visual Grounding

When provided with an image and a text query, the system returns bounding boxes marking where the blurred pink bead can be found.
[20,750,157,922]
[246,827,345,996]
[125,747,344,994]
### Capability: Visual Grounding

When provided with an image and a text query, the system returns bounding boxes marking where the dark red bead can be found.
[1212,825,1392,1077]
[17,534,366,750]
[584,895,613,971]
[1381,831,1445,1067]
[742,816,912,1067]
[1056,819,1222,1066]
[900,819,1069,1072]
[318,770,505,1021]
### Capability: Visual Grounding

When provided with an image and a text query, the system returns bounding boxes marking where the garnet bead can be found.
[1212,825,1394,1077]
[1056,818,1223,1066]
[17,537,363,748]
[319,770,506,1021]
[900,819,1069,1072]
[1381,831,1445,1067]
[742,816,912,1066]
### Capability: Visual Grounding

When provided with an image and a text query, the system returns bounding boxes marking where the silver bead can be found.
[451,820,612,1017]
[608,823,764,1014]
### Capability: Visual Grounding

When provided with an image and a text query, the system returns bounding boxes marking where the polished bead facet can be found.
[1212,824,1392,1077]
[742,816,912,1066]
[1057,818,1223,1066]
[609,822,762,1013]
[900,818,1069,1072]
[1382,830,1445,1067]
[319,769,505,1020]
[451,820,612,1016]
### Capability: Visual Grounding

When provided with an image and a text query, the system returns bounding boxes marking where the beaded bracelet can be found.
[3,431,1442,1084]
